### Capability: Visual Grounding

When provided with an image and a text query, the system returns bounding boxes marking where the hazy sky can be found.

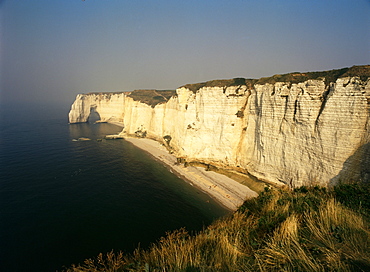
[1,0,369,108]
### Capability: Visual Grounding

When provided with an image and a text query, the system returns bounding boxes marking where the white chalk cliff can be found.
[69,66,370,187]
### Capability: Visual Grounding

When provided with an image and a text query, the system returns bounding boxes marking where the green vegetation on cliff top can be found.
[65,182,370,272]
[183,65,370,93]
[86,65,369,107]
[182,78,255,93]
[255,65,370,87]
[127,89,177,108]
[127,65,370,107]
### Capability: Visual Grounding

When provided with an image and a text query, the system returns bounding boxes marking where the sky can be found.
[1,0,369,109]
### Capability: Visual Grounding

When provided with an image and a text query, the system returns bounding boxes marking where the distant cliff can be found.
[69,65,370,187]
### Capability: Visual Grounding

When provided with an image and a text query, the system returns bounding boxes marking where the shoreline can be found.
[122,137,258,211]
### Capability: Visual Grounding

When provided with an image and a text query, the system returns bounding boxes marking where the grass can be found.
[85,65,370,107]
[334,182,370,218]
[84,65,370,105]
[181,78,256,93]
[253,65,370,87]
[181,65,370,93]
[63,183,370,272]
[127,90,177,107]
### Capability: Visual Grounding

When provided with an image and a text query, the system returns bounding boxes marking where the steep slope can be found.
[69,65,370,187]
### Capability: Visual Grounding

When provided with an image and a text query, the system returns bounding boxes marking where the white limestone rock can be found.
[68,93,126,123]
[68,73,370,187]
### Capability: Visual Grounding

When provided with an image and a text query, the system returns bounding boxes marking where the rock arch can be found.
[87,105,101,123]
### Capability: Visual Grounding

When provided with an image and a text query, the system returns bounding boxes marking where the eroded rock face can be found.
[69,70,370,187]
[239,77,370,186]
[68,93,126,123]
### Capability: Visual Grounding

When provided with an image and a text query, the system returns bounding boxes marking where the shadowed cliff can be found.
[331,142,370,185]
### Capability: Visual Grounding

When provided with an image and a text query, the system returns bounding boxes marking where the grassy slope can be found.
[65,183,370,272]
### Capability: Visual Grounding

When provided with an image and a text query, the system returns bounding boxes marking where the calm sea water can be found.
[0,106,228,271]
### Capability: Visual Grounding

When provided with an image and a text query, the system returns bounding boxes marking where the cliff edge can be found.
[69,65,370,187]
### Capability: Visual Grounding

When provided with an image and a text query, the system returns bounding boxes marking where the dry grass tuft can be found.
[66,250,126,272]
[304,199,370,271]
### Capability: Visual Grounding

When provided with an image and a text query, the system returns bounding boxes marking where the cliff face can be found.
[68,92,127,123]
[69,66,370,187]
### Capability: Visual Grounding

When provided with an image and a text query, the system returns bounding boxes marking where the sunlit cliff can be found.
[69,65,370,187]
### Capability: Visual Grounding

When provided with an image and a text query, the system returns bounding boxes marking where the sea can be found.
[0,104,229,272]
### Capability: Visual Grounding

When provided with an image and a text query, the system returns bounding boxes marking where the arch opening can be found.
[87,105,101,123]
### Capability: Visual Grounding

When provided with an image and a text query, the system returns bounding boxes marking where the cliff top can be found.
[256,65,370,87]
[85,92,127,95]
[182,65,370,92]
[182,78,256,93]
[127,89,177,107]
[82,65,369,107]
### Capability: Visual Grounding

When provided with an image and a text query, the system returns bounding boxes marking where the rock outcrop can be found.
[69,65,370,187]
[68,92,127,123]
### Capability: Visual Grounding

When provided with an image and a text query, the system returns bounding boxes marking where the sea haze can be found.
[0,106,228,272]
